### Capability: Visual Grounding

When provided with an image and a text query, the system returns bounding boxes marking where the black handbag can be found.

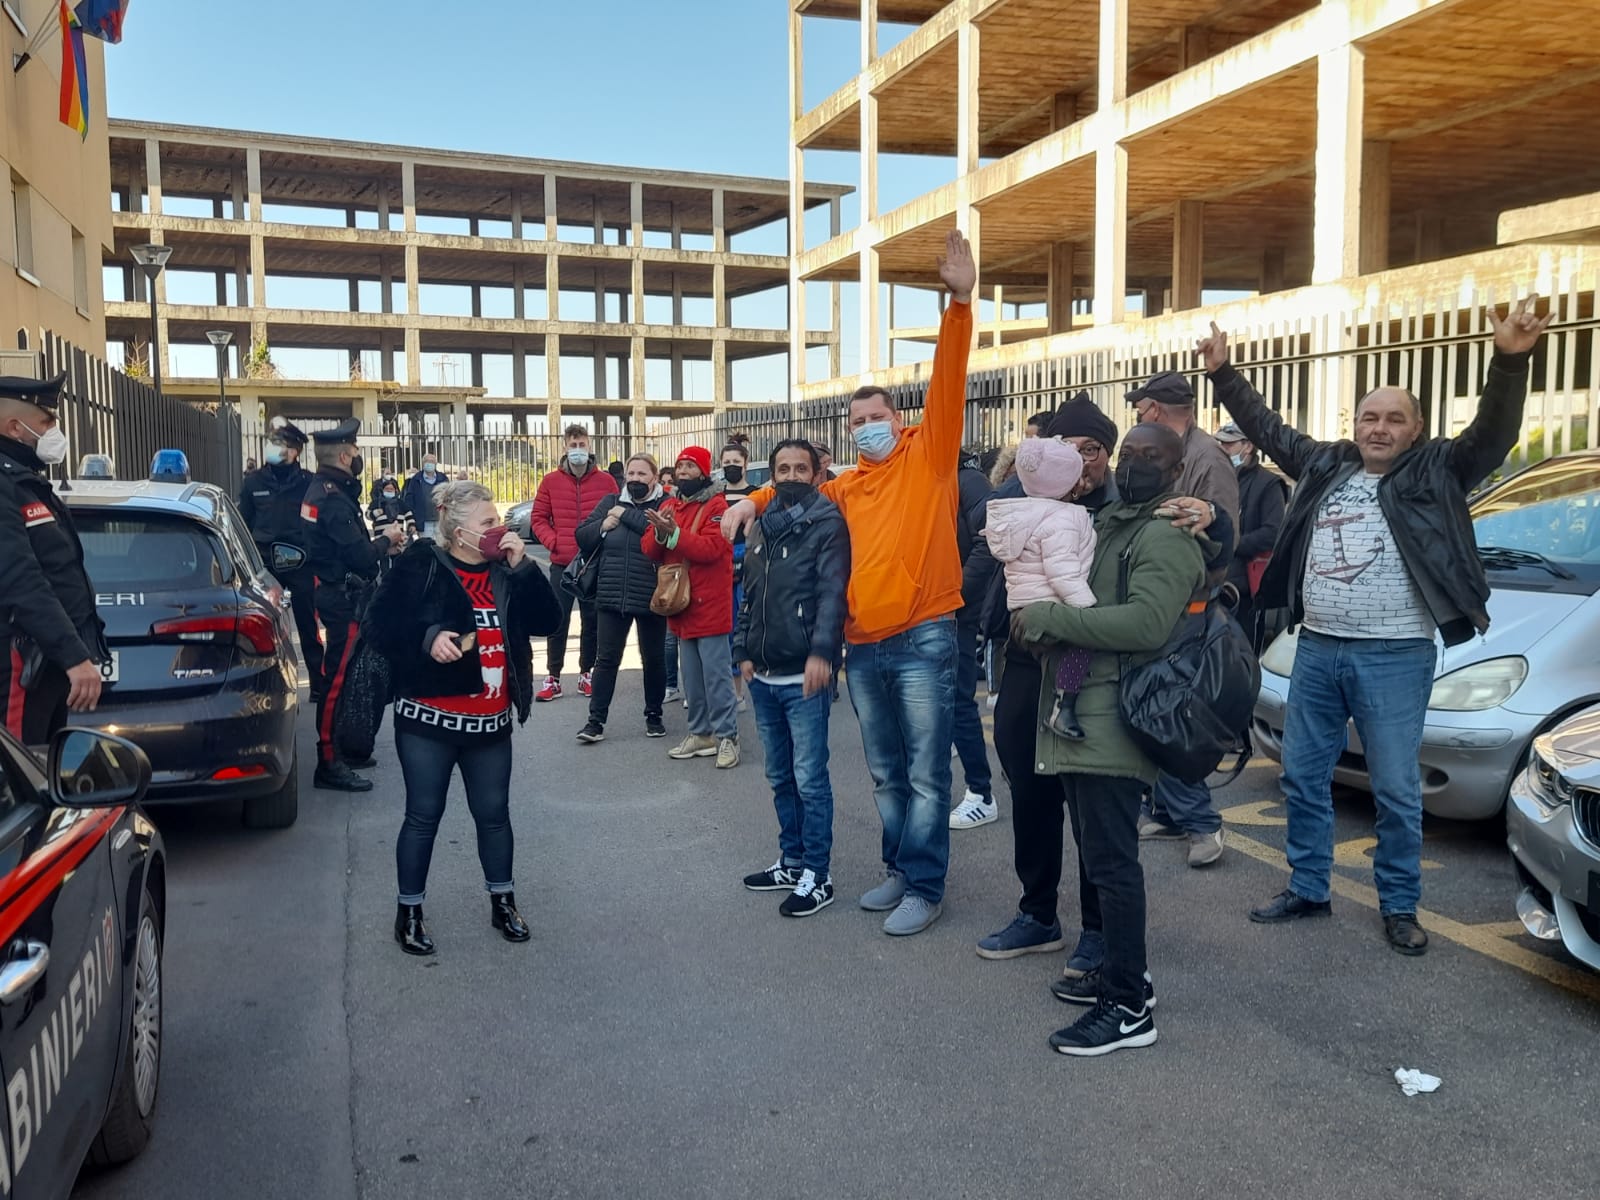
[561,550,600,603]
[1116,533,1261,785]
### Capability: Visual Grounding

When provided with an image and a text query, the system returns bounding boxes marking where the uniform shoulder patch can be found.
[301,502,318,521]
[22,500,55,527]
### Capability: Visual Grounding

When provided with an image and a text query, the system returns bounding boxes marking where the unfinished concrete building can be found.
[104,120,850,440]
[787,0,1600,454]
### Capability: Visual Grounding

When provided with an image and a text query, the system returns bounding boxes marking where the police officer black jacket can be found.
[732,490,851,678]
[303,467,390,585]
[1209,349,1532,648]
[240,459,314,550]
[0,436,106,673]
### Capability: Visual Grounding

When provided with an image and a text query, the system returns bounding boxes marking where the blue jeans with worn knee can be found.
[1281,630,1436,915]
[846,616,957,903]
[750,678,835,878]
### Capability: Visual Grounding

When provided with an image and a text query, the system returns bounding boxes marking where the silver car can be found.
[1250,452,1600,821]
[1508,705,1600,970]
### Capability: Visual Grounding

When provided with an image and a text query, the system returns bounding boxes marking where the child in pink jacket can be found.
[985,437,1097,739]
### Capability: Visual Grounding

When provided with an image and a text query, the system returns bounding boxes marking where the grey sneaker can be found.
[1187,828,1225,867]
[1139,815,1186,841]
[883,895,943,937]
[715,736,740,769]
[668,734,718,759]
[663,686,682,703]
[858,871,907,912]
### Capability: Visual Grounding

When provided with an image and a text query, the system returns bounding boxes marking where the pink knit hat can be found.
[1015,437,1084,499]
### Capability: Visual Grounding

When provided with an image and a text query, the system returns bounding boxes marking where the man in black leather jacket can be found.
[1199,297,1552,955]
[733,439,851,918]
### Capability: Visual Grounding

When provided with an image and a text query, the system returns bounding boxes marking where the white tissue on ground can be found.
[1394,1068,1441,1097]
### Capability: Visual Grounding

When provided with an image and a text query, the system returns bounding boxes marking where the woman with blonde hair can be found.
[364,480,561,956]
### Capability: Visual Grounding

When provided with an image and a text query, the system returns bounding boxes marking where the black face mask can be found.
[774,481,814,507]
[675,473,709,496]
[626,480,650,500]
[1114,458,1168,505]
[722,465,744,485]
[349,454,365,477]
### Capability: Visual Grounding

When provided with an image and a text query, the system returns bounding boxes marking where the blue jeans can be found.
[394,731,515,904]
[1147,773,1221,834]
[665,631,680,690]
[951,614,993,799]
[750,678,835,877]
[1281,630,1436,914]
[846,617,957,903]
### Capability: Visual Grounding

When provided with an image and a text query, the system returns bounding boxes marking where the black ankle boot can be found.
[490,893,530,942]
[394,903,435,956]
[1048,691,1086,740]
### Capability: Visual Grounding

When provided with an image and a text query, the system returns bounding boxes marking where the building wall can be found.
[0,2,112,354]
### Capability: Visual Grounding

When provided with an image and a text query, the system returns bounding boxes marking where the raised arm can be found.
[1197,322,1319,481]
[919,229,977,472]
[1447,295,1550,488]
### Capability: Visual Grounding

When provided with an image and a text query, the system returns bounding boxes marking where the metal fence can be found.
[41,332,243,495]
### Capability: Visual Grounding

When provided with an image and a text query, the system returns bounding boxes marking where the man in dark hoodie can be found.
[735,440,850,917]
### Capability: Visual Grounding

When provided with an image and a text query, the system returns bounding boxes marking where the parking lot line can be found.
[1225,827,1600,1003]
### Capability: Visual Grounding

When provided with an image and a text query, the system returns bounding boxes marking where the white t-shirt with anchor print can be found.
[1301,471,1434,640]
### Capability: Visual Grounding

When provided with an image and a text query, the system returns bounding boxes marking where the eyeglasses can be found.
[1077,442,1106,461]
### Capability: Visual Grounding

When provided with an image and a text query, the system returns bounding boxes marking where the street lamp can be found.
[129,243,174,395]
[206,330,233,416]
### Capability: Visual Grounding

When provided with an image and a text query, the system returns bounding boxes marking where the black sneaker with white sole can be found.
[779,870,834,917]
[1049,996,1158,1057]
[742,860,800,892]
[646,717,667,738]
[1050,966,1156,1010]
[576,721,605,743]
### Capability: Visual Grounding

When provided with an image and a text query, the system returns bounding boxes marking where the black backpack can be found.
[1116,534,1261,784]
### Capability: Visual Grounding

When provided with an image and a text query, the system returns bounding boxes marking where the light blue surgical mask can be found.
[264,444,287,465]
[852,420,897,461]
[422,463,437,478]
[568,448,590,467]
[1230,453,1245,469]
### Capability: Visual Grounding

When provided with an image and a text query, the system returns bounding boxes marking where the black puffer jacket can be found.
[362,542,562,722]
[1208,349,1531,647]
[575,490,662,614]
[733,492,850,675]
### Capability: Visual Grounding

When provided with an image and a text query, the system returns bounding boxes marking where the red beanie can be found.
[676,445,712,476]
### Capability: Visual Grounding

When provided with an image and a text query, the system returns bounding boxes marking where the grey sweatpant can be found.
[680,633,739,740]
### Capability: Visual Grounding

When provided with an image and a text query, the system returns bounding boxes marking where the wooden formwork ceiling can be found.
[975,155,1096,283]
[797,0,947,21]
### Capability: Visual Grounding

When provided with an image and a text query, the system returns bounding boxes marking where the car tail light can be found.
[211,765,268,781]
[150,611,278,656]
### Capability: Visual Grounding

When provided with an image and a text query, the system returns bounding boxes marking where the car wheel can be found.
[90,886,162,1166]
[242,754,299,829]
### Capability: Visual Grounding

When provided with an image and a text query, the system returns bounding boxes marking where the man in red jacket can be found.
[642,446,739,767]
[530,424,618,701]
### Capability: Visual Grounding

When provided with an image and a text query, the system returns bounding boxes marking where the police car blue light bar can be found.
[149,449,190,483]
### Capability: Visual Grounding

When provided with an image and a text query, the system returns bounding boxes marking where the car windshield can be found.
[1471,461,1600,567]
[75,511,228,589]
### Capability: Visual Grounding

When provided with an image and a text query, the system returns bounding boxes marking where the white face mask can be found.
[17,418,69,465]
[264,443,287,465]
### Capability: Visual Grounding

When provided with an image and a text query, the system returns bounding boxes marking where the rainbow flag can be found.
[58,1,90,140]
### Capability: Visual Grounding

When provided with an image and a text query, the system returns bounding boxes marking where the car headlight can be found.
[1259,627,1299,677]
[1530,751,1574,805]
[1427,656,1527,712]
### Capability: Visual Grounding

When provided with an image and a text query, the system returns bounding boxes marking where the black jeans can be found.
[546,560,597,677]
[394,730,515,903]
[995,651,1148,1007]
[588,608,667,725]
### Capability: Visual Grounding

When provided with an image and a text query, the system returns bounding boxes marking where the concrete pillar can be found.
[349,278,361,314]
[1414,213,1443,262]
[789,118,807,395]
[670,348,684,401]
[246,148,262,222]
[1312,44,1364,283]
[144,138,163,217]
[1052,90,1078,131]
[512,336,527,396]
[1099,0,1127,113]
[1093,145,1128,325]
[377,185,390,232]
[512,263,526,320]
[1360,139,1391,275]
[671,272,683,325]
[1172,199,1204,311]
[360,390,380,433]
[380,257,394,314]
[593,344,606,399]
[631,335,645,402]
[861,0,876,66]
[1048,241,1075,334]
[510,189,523,240]
[405,329,421,388]
[401,160,417,233]
[544,174,558,240]
[1261,247,1287,294]
[249,232,267,347]
[1178,25,1209,70]
[405,245,419,316]
[380,338,395,381]
[546,253,560,320]
[234,248,249,309]
[547,332,562,414]
[230,168,245,221]
[593,200,604,245]
[630,181,643,248]
[830,200,842,378]
[712,339,728,413]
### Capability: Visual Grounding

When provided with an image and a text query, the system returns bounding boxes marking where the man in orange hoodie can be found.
[724,228,976,936]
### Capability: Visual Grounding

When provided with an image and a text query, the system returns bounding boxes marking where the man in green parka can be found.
[1002,423,1206,1057]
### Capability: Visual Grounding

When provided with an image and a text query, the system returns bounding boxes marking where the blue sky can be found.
[96,1,967,403]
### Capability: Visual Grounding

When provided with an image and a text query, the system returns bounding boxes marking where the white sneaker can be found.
[664,686,682,703]
[949,790,998,830]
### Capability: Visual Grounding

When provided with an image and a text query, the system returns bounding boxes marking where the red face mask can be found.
[467,524,512,562]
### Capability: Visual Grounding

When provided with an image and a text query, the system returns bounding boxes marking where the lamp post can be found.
[206,329,233,415]
[129,243,174,395]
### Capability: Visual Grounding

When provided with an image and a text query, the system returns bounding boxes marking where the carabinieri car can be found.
[0,724,165,1197]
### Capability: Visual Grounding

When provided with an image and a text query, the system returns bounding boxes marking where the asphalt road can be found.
[74,643,1600,1200]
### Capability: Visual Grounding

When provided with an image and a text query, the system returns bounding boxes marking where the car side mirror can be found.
[48,729,151,809]
[270,543,306,574]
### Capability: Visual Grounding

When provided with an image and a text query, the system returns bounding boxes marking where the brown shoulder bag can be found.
[649,501,711,616]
